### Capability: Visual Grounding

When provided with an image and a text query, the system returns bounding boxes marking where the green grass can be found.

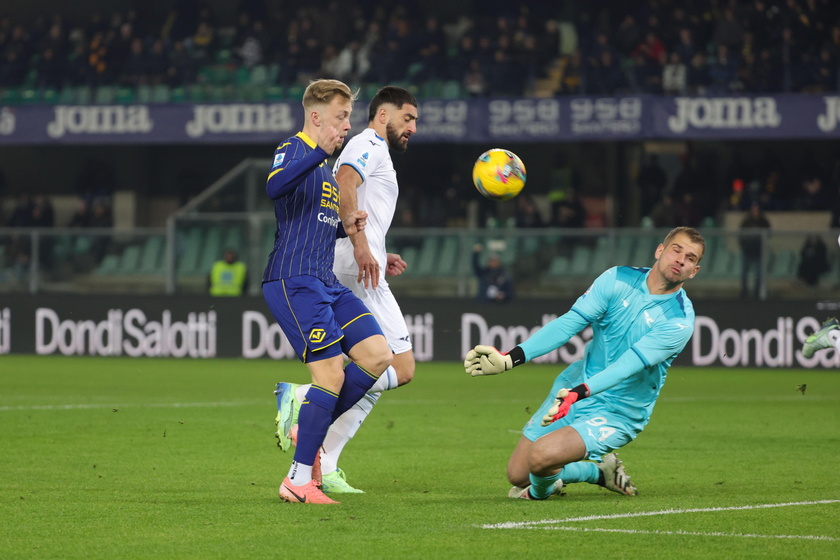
[0,356,838,559]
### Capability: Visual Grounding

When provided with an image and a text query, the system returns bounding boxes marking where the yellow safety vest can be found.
[209,261,246,296]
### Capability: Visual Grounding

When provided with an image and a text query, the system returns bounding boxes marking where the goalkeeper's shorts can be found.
[522,364,645,461]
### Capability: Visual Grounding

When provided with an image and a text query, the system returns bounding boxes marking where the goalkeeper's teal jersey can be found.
[523,266,694,420]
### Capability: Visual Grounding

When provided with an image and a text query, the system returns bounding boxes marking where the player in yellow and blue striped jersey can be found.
[262,79,392,505]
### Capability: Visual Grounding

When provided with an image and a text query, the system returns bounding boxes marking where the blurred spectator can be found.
[686,52,711,94]
[662,52,687,94]
[588,50,628,94]
[708,45,740,93]
[167,40,195,85]
[0,48,27,87]
[797,235,829,286]
[35,47,64,89]
[637,155,668,218]
[674,28,697,65]
[514,195,545,228]
[334,39,370,84]
[68,199,91,228]
[7,193,33,227]
[560,50,583,94]
[713,8,745,51]
[549,189,586,228]
[647,192,677,228]
[463,58,487,97]
[739,202,771,299]
[794,175,829,211]
[472,244,514,303]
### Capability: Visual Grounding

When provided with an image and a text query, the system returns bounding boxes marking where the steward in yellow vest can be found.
[209,249,247,296]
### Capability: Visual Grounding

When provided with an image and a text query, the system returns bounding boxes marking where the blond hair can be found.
[663,226,706,262]
[302,79,357,111]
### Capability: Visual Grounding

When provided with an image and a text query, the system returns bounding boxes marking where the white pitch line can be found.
[528,526,836,541]
[483,500,840,542]
[0,400,265,412]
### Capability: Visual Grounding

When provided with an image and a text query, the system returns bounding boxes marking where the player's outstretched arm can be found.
[464,345,525,376]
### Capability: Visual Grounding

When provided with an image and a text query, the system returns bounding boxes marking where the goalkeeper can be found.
[464,227,705,500]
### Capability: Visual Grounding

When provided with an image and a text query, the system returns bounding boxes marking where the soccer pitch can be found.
[1,356,838,559]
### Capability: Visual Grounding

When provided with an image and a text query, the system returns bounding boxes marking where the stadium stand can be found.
[1,1,839,105]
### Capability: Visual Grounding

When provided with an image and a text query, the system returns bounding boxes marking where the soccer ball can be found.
[472,149,527,201]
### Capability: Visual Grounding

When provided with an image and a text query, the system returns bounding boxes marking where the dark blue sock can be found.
[332,362,379,422]
[293,385,337,466]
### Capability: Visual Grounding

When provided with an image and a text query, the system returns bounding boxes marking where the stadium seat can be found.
[135,84,152,103]
[265,85,284,101]
[436,235,459,277]
[413,237,440,276]
[177,226,204,275]
[170,87,186,103]
[117,245,142,274]
[58,87,76,104]
[770,250,795,278]
[221,227,244,254]
[285,84,305,100]
[570,246,592,276]
[93,254,120,275]
[115,87,134,104]
[151,84,170,103]
[441,80,462,99]
[137,236,165,275]
[0,88,21,105]
[397,246,418,275]
[20,89,39,104]
[41,88,59,104]
[239,84,266,102]
[94,86,116,104]
[197,225,223,274]
[249,65,268,85]
[74,86,92,104]
[548,255,570,276]
[187,84,206,102]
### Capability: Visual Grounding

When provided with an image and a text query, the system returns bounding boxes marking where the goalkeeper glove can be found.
[464,345,516,376]
[540,384,590,426]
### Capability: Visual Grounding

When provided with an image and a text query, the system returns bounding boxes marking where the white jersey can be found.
[332,128,398,285]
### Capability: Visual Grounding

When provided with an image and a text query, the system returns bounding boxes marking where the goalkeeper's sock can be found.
[289,385,337,484]
[528,471,563,500]
[558,461,600,485]
[332,362,379,421]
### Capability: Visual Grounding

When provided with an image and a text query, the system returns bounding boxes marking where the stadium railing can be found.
[2,223,837,300]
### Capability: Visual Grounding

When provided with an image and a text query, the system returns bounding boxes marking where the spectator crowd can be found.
[0,0,839,100]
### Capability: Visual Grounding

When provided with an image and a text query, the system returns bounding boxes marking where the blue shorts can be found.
[522,362,645,461]
[262,275,383,363]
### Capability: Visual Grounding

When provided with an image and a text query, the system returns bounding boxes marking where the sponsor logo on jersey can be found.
[357,152,369,168]
[273,152,285,167]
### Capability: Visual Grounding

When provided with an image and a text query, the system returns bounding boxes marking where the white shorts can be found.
[335,271,412,355]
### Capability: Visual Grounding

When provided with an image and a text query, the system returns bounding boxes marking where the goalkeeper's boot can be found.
[596,453,637,496]
[321,468,365,494]
[274,382,301,451]
[279,477,338,505]
[507,481,564,500]
[803,317,839,358]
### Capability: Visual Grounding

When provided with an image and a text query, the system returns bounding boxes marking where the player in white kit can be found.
[274,86,419,493]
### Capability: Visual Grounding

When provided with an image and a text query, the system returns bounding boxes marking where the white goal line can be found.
[482,500,840,541]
